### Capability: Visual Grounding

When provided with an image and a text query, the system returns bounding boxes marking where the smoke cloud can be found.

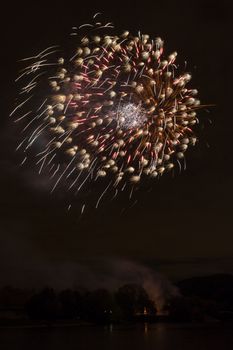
[0,230,178,310]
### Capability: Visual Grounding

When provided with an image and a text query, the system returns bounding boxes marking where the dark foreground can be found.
[0,323,233,350]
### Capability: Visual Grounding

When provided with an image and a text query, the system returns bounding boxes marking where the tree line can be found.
[1,274,233,324]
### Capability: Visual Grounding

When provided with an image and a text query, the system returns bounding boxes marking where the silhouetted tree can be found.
[59,289,79,319]
[82,289,115,323]
[169,296,208,322]
[0,286,33,308]
[25,288,59,321]
[169,296,193,322]
[115,284,155,320]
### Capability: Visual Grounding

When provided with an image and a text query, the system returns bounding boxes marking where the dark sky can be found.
[0,0,233,287]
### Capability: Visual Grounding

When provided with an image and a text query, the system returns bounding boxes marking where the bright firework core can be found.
[12,15,202,205]
[115,103,147,130]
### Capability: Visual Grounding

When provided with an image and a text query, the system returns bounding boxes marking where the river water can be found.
[0,323,232,350]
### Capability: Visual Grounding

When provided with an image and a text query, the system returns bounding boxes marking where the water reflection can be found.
[144,322,148,335]
[1,323,232,350]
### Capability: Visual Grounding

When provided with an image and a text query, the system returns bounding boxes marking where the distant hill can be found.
[176,274,233,306]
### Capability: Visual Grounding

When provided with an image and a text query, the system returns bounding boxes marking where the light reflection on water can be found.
[0,323,233,350]
[144,322,148,334]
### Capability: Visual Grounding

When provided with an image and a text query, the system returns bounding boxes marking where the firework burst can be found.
[12,15,203,207]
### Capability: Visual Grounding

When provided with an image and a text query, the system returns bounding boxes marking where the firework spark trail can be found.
[12,14,203,205]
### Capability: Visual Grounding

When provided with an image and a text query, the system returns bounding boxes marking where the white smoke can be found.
[0,231,178,311]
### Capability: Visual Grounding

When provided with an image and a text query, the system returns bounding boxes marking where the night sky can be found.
[0,0,233,287]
